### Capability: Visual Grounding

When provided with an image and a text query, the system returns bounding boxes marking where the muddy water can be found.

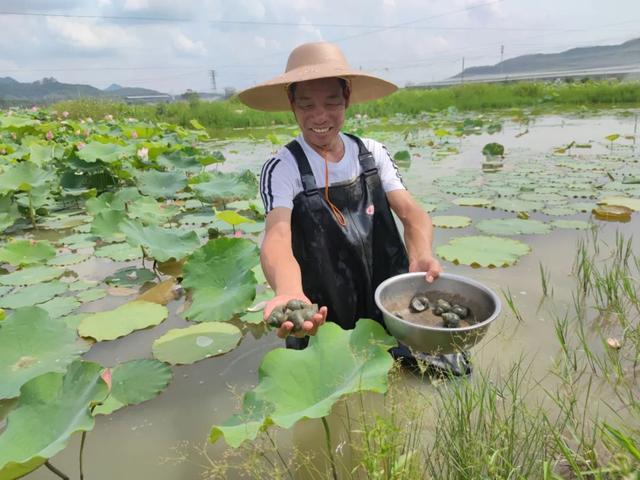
[29,112,640,479]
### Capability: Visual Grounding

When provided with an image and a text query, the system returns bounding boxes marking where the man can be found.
[239,41,442,352]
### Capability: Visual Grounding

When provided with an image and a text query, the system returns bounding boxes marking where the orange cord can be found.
[323,155,347,227]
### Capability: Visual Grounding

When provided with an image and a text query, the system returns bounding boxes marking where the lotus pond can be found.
[1,108,639,479]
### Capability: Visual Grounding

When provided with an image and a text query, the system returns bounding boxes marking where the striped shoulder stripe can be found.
[264,158,282,212]
[259,157,277,210]
[382,145,405,187]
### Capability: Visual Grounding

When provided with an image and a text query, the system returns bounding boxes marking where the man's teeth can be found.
[311,127,330,133]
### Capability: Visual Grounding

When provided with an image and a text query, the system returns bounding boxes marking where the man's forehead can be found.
[293,78,343,95]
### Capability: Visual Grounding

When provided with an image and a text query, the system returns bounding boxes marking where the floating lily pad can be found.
[57,233,98,249]
[541,205,579,216]
[182,238,260,323]
[0,361,108,478]
[592,205,633,222]
[78,301,168,341]
[436,235,531,268]
[0,266,64,286]
[104,267,155,287]
[75,288,107,303]
[432,215,472,229]
[210,319,396,447]
[0,307,90,400]
[152,322,242,365]
[0,281,68,309]
[136,279,179,305]
[93,359,173,415]
[47,252,92,266]
[453,197,492,207]
[491,198,544,213]
[0,239,56,267]
[598,196,640,211]
[38,296,80,318]
[476,218,552,236]
[69,279,99,292]
[127,196,181,225]
[190,170,258,203]
[95,243,142,262]
[550,220,592,230]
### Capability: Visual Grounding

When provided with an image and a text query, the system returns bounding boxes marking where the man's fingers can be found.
[276,321,294,339]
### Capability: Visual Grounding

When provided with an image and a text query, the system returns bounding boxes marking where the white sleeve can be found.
[259,156,297,213]
[365,139,406,192]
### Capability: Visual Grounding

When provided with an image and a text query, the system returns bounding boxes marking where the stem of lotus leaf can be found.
[44,461,69,480]
[28,191,36,229]
[79,431,87,480]
[321,417,338,480]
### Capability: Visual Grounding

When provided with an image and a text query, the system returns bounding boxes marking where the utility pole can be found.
[210,70,217,91]
[461,57,465,84]
[500,44,505,79]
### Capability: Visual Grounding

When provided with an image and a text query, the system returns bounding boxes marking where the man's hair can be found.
[287,78,349,101]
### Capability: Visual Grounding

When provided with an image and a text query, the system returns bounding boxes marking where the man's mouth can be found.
[310,127,330,134]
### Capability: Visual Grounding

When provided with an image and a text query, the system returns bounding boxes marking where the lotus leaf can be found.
[0,162,54,194]
[453,197,492,207]
[104,267,155,287]
[152,322,242,365]
[190,170,258,203]
[0,197,19,232]
[47,252,92,266]
[90,210,127,242]
[598,196,640,211]
[541,205,579,216]
[241,289,272,324]
[210,319,396,447]
[432,215,472,229]
[136,279,179,305]
[120,220,201,262]
[0,266,64,286]
[475,218,551,236]
[137,170,187,199]
[69,279,98,292]
[127,196,180,225]
[93,359,173,415]
[491,198,544,213]
[75,288,107,304]
[95,242,142,261]
[39,296,81,318]
[216,210,255,227]
[0,361,108,478]
[57,233,98,249]
[436,235,530,267]
[0,307,90,400]
[182,238,259,323]
[0,240,56,266]
[0,281,68,309]
[551,220,592,230]
[78,300,168,341]
[77,141,135,163]
[592,205,632,222]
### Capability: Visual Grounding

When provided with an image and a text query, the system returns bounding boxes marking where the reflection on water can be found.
[29,113,640,479]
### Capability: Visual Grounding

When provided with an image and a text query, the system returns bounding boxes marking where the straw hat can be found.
[238,42,397,112]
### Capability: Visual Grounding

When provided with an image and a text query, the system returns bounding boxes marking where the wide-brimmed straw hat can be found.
[238,42,397,112]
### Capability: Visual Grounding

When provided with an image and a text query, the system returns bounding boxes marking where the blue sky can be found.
[0,0,638,94]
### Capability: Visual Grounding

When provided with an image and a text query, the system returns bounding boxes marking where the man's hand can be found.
[264,294,328,339]
[409,254,443,283]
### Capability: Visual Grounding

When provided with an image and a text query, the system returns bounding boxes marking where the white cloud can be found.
[46,17,139,51]
[173,32,207,56]
[297,17,323,41]
[123,0,150,11]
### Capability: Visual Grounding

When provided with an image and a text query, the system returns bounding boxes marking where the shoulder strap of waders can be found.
[344,133,377,173]
[285,140,317,194]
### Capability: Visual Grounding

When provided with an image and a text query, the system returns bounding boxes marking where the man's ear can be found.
[344,83,352,109]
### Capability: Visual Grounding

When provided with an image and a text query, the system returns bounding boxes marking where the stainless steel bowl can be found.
[374,272,501,354]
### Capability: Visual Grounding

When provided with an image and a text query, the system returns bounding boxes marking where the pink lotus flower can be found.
[137,147,149,159]
[62,111,69,118]
[77,141,86,150]
[30,106,38,112]
[45,130,54,141]
[101,369,112,391]
[131,131,139,139]
[234,230,243,238]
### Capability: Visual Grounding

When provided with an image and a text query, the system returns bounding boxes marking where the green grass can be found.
[48,80,640,136]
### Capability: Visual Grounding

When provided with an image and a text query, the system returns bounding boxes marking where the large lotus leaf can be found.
[93,359,172,415]
[77,141,135,163]
[182,238,259,322]
[0,194,19,232]
[0,240,56,267]
[0,361,108,478]
[120,220,200,262]
[453,197,492,207]
[57,232,98,249]
[475,218,552,236]
[85,188,141,216]
[0,281,68,309]
[90,210,127,242]
[210,319,396,447]
[104,267,155,287]
[0,307,89,400]
[491,198,544,213]
[78,300,168,341]
[541,205,579,216]
[551,220,592,230]
[95,242,142,261]
[28,143,61,167]
[75,288,107,304]
[436,235,531,268]
[47,252,92,266]
[127,197,180,225]
[0,266,64,286]
[432,215,472,229]
[152,322,242,365]
[136,170,187,199]
[598,196,640,211]
[190,170,258,203]
[0,162,54,194]
[38,296,81,319]
[157,151,202,173]
[0,115,40,130]
[241,289,272,324]
[216,210,255,227]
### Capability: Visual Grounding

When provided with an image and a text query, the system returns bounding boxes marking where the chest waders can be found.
[284,134,409,350]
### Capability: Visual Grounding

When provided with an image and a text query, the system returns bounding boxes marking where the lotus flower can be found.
[105,114,113,121]
[45,130,54,141]
[137,147,149,159]
[101,368,113,391]
[62,111,69,118]
[77,141,86,150]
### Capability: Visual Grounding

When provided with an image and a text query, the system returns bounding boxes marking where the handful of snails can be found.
[267,299,318,333]
[408,294,470,328]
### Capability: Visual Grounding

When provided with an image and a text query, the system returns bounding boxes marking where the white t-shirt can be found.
[260,132,405,213]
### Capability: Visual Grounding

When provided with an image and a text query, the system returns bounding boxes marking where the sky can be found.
[0,0,638,95]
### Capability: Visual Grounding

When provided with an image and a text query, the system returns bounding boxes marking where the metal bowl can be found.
[374,272,501,354]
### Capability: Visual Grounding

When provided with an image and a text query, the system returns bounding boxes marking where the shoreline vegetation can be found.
[46,80,640,134]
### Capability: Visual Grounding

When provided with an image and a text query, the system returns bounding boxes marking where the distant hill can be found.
[0,77,166,102]
[454,37,640,78]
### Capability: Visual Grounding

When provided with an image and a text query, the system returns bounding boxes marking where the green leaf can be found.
[77,141,135,163]
[75,288,107,303]
[0,266,64,286]
[216,210,255,227]
[598,196,640,211]
[210,320,396,447]
[182,238,259,322]
[47,252,92,266]
[127,196,180,225]
[38,296,81,319]
[393,150,411,161]
[0,162,54,194]
[0,239,56,266]
[78,300,168,341]
[453,197,492,207]
[190,170,258,203]
[491,198,544,213]
[152,323,242,365]
[120,220,201,262]
[475,218,552,236]
[0,361,108,477]
[482,142,504,156]
[90,210,127,242]
[605,133,620,143]
[0,307,90,400]
[550,220,592,230]
[104,267,155,287]
[95,243,142,261]
[436,235,530,268]
[431,215,472,229]
[136,170,187,199]
[0,281,68,309]
[93,359,172,415]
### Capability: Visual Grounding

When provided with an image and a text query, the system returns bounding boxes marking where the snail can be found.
[409,293,430,312]
[267,301,318,333]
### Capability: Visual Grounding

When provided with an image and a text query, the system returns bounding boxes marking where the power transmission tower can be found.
[210,70,217,91]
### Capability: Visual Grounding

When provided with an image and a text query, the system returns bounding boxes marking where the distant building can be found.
[124,94,173,104]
